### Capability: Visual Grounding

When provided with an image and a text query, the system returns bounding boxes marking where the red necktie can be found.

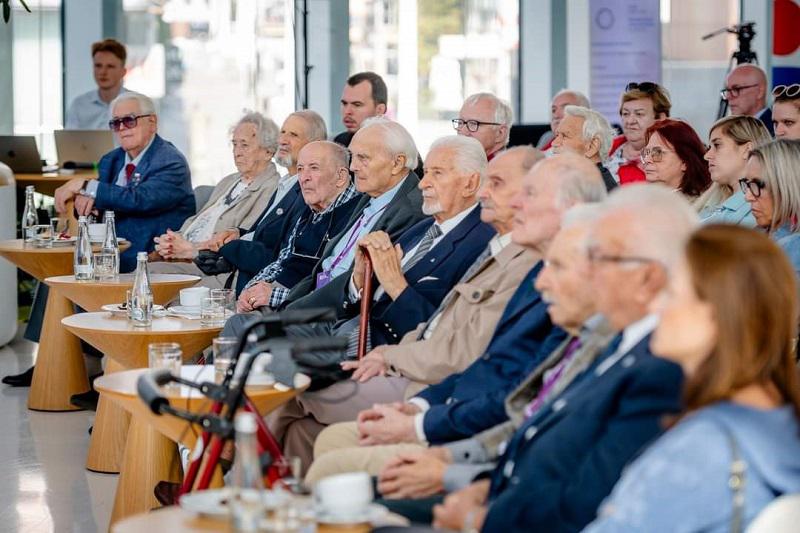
[124,163,136,184]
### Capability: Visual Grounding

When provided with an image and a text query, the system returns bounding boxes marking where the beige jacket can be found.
[379,241,539,399]
[179,163,282,237]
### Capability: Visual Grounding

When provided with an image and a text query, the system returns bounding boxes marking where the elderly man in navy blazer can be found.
[429,185,698,533]
[266,135,496,468]
[55,92,194,272]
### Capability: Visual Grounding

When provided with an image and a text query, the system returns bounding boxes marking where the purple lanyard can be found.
[524,337,582,418]
[326,205,387,273]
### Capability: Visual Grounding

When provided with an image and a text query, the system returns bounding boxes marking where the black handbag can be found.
[193,250,234,276]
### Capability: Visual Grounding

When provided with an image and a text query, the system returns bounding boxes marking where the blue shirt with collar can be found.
[66,87,129,130]
[699,190,757,227]
[772,224,800,276]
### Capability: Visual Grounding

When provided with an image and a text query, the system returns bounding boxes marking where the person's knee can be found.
[221,311,261,338]
[314,422,361,459]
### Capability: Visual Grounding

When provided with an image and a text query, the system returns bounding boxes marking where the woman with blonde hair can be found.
[585,224,800,532]
[696,115,771,225]
[740,139,800,274]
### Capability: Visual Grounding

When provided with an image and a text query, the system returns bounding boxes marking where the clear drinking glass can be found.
[212,336,237,383]
[50,217,67,238]
[148,342,182,389]
[93,252,117,280]
[210,288,235,318]
[31,224,53,248]
[200,296,227,327]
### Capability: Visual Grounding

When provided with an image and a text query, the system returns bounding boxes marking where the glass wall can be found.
[11,0,63,162]
[349,0,519,158]
[118,0,296,186]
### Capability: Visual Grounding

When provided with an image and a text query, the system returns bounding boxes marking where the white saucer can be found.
[101,303,164,316]
[50,237,77,246]
[167,305,201,318]
[315,503,388,525]
[179,488,289,519]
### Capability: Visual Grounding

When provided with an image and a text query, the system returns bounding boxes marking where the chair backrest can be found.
[193,185,214,211]
[746,493,800,532]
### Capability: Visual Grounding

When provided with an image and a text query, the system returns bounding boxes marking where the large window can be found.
[349,0,519,158]
[119,0,296,185]
[11,0,63,162]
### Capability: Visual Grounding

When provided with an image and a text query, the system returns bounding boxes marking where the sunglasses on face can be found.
[625,81,659,93]
[451,118,502,133]
[773,84,800,99]
[108,113,153,131]
[739,178,767,198]
[639,146,673,164]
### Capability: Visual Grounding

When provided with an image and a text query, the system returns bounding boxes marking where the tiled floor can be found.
[0,329,117,533]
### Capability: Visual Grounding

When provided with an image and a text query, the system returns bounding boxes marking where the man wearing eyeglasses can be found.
[452,93,513,160]
[722,64,773,136]
[54,92,194,272]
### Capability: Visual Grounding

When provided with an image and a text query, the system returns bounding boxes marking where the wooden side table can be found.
[96,367,308,529]
[62,313,222,474]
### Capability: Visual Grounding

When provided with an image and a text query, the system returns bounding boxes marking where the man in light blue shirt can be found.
[65,39,129,130]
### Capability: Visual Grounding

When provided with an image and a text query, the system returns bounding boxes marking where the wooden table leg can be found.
[109,415,181,529]
[28,288,89,411]
[87,358,131,473]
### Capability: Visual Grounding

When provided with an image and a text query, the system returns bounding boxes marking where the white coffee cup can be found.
[88,223,106,241]
[314,472,373,518]
[179,287,210,307]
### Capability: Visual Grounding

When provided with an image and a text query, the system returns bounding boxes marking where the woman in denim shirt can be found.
[740,139,800,275]
[696,115,771,226]
[584,225,800,533]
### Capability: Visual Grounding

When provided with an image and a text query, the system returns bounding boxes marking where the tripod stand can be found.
[702,22,759,120]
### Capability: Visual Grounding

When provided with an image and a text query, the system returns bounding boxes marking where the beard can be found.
[422,199,443,216]
[274,152,293,169]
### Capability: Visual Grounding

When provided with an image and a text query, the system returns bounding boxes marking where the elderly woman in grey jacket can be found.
[149,111,281,283]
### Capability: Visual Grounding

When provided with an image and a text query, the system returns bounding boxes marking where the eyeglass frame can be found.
[738,177,767,198]
[720,84,759,100]
[625,81,659,93]
[773,84,800,99]
[639,146,674,164]
[108,113,154,131]
[451,118,502,133]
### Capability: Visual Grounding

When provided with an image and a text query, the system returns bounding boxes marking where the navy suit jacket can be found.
[94,134,194,272]
[219,181,306,290]
[758,107,775,137]
[414,263,566,444]
[484,334,684,533]
[343,207,494,347]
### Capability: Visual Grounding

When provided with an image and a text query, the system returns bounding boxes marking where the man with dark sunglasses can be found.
[722,64,773,135]
[54,91,194,272]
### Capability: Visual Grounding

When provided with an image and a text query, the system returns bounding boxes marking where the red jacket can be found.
[609,136,646,185]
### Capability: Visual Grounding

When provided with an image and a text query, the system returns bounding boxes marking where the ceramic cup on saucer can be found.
[180,287,210,308]
[314,472,373,520]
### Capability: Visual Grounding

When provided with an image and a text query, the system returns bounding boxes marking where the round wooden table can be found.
[0,239,136,412]
[96,367,309,529]
[62,313,222,475]
[112,504,407,533]
[31,273,199,413]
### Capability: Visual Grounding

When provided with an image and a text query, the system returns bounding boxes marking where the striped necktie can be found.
[403,223,443,273]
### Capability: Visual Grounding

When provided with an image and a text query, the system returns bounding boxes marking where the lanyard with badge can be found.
[315,205,387,289]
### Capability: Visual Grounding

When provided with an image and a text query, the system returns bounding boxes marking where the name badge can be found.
[315,270,332,289]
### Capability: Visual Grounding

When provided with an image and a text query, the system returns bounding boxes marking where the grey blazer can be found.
[179,163,282,239]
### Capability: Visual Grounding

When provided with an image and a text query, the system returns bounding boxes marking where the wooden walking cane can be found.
[357,252,374,360]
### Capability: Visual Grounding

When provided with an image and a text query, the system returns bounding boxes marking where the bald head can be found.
[725,64,768,116]
[478,146,544,233]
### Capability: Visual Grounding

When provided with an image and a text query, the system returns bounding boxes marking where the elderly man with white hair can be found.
[265,134,497,469]
[279,116,428,312]
[537,89,591,151]
[453,92,514,160]
[55,91,194,272]
[551,104,618,191]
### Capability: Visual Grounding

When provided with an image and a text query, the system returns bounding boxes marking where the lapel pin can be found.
[276,208,284,216]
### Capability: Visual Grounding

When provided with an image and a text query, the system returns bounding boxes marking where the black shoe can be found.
[2,366,34,387]
[70,389,99,411]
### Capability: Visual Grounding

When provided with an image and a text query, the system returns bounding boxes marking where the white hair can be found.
[601,184,699,269]
[110,91,156,117]
[563,105,615,163]
[463,92,514,145]
[537,153,608,207]
[360,116,419,171]
[427,135,488,185]
[562,203,604,229]
[553,89,591,109]
[290,110,328,142]
[232,111,280,152]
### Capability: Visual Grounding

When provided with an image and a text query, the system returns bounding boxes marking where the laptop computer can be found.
[0,135,45,173]
[55,129,114,165]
